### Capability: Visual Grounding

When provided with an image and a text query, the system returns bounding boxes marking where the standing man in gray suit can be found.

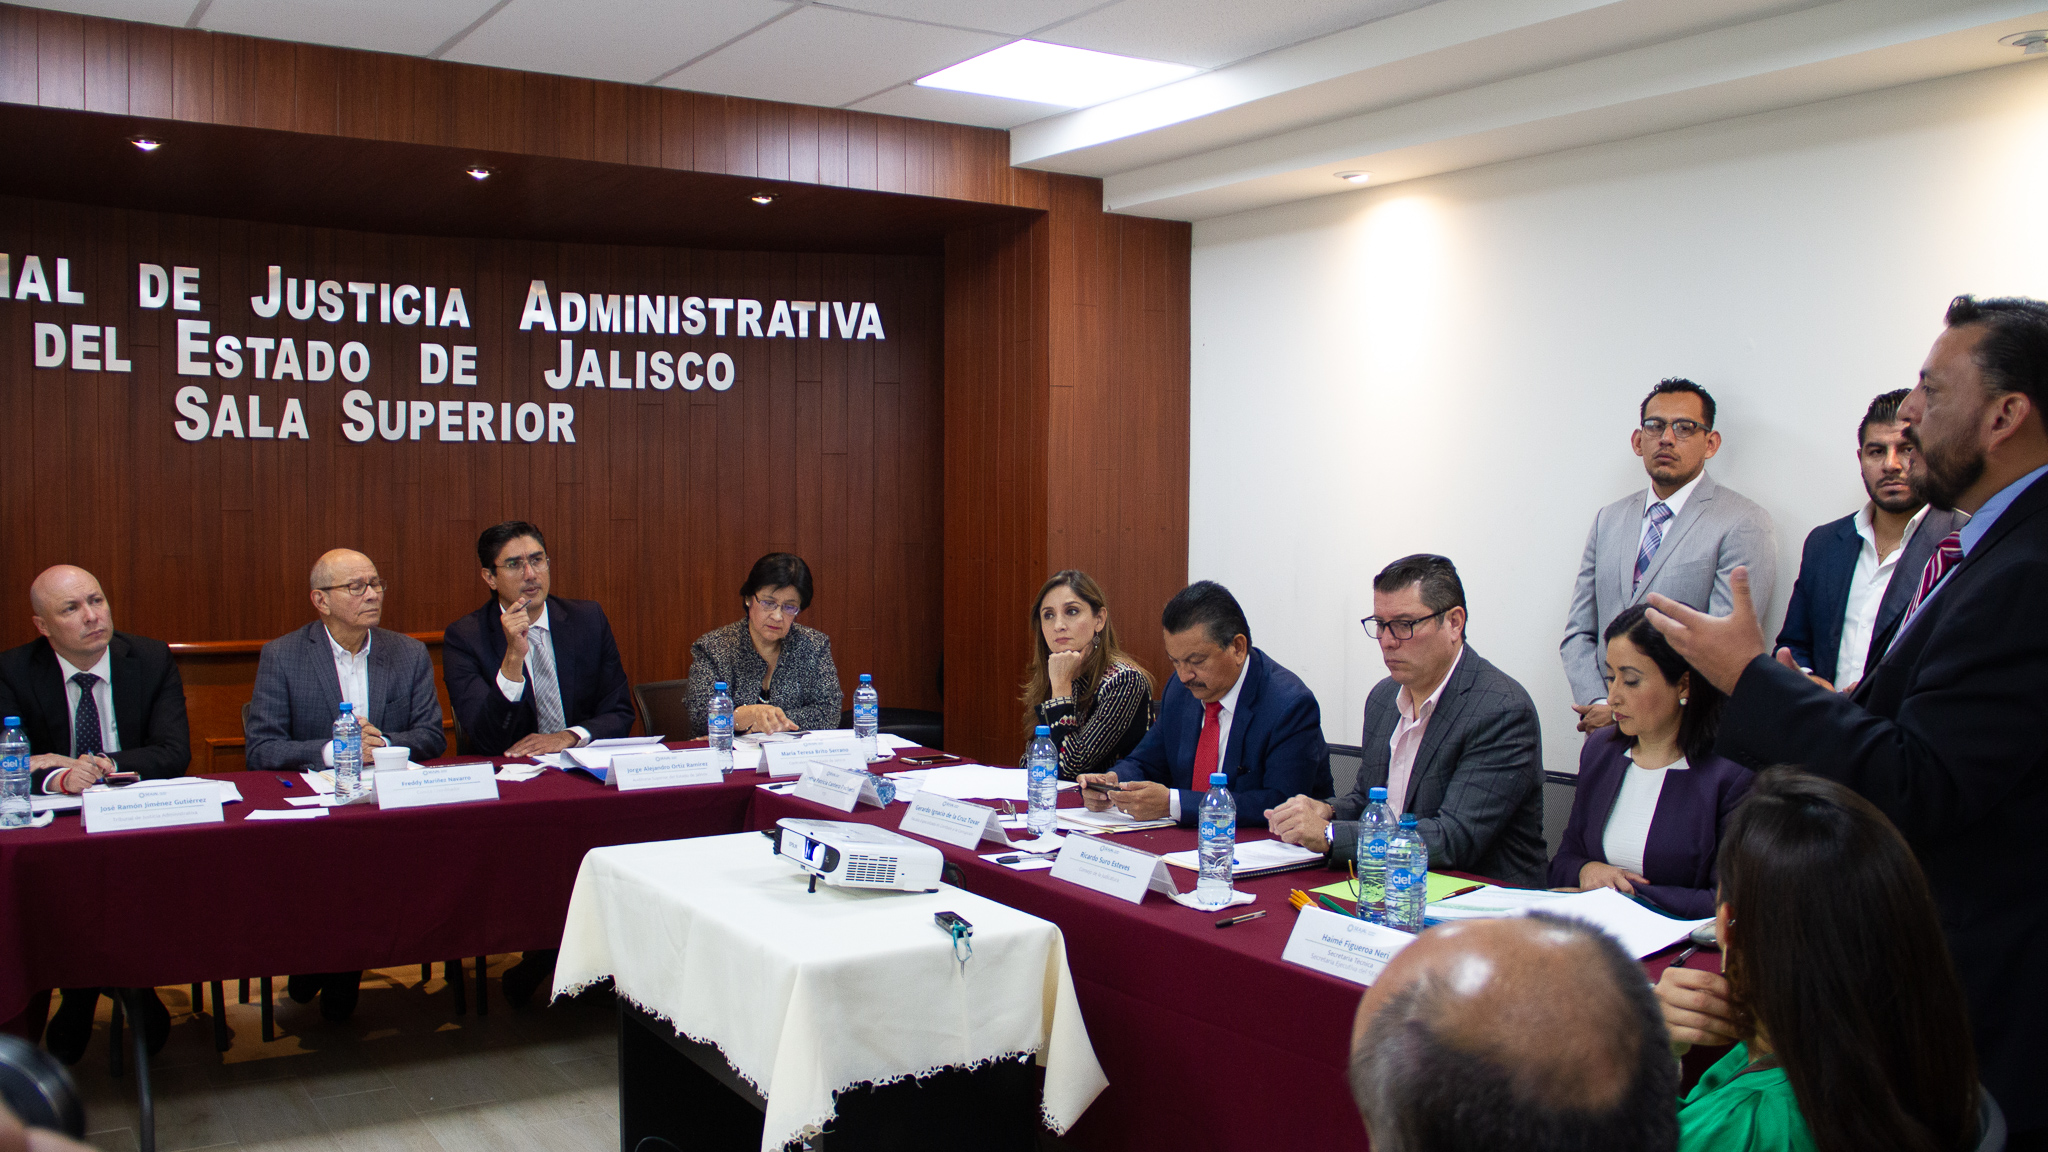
[245,547,446,1020]
[1562,379,1777,732]
[1267,555,1545,887]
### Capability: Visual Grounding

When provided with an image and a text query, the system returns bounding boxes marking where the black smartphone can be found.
[899,753,958,765]
[102,772,140,786]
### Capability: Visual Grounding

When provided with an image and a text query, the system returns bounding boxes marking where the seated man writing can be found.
[1078,580,1331,826]
[1268,555,1546,887]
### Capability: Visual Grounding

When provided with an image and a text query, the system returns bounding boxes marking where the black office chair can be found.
[632,679,692,740]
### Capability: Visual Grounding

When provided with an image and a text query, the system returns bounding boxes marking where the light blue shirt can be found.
[1890,463,2048,644]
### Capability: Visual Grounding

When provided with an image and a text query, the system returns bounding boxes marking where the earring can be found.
[1679,697,1688,706]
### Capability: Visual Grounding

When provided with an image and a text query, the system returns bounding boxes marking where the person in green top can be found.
[1653,769,1983,1152]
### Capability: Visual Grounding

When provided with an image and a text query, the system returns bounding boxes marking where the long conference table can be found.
[0,746,1713,1151]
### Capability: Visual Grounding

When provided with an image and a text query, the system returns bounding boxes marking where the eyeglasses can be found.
[1640,418,1708,440]
[495,553,549,574]
[752,594,802,619]
[318,578,387,597]
[1361,610,1446,640]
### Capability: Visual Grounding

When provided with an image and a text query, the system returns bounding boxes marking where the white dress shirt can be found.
[1834,504,1928,690]
[1167,652,1251,822]
[1602,752,1685,876]
[494,604,591,746]
[320,626,373,768]
[41,649,120,793]
[1385,644,1464,817]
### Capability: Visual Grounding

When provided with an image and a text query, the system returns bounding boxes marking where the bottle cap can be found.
[1209,772,1227,788]
[1035,725,1050,736]
[2,716,16,727]
[1399,813,1418,826]
[339,702,353,713]
[859,673,872,683]
[714,681,728,691]
[1368,786,1388,801]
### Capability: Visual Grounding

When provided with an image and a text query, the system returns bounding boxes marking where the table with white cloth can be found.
[552,831,1107,1152]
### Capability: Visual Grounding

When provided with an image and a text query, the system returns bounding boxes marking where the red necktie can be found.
[1902,529,1964,622]
[1192,701,1221,792]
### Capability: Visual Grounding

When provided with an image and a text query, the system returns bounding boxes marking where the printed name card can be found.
[763,737,868,780]
[376,761,500,810]
[83,783,225,833]
[1280,907,1416,986]
[791,764,889,812]
[610,749,724,791]
[1049,835,1178,904]
[898,792,1009,850]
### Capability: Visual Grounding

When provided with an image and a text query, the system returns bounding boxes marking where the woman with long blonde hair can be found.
[1019,570,1155,779]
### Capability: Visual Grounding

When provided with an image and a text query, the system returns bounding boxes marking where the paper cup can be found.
[371,746,412,772]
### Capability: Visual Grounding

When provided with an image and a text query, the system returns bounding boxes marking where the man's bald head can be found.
[29,565,114,667]
[310,549,373,592]
[1349,915,1677,1152]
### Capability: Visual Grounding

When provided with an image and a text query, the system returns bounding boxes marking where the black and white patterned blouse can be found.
[1036,661,1153,780]
[683,620,844,737]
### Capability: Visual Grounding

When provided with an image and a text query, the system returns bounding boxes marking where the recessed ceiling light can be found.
[2001,30,2047,54]
[1335,171,1372,184]
[128,135,161,152]
[915,40,1198,108]
[465,165,494,180]
[750,192,776,206]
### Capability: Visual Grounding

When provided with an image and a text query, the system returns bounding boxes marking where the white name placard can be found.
[1049,835,1177,904]
[791,764,889,812]
[376,762,501,810]
[83,783,225,833]
[1280,907,1416,986]
[898,792,1008,850]
[610,749,725,791]
[763,737,867,780]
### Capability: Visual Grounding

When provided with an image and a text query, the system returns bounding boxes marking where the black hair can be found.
[1372,554,1465,615]
[741,552,815,610]
[1945,295,2048,419]
[1348,912,1678,1152]
[1639,378,1716,429]
[1161,580,1250,649]
[476,521,545,570]
[1857,389,1912,445]
[1602,603,1724,763]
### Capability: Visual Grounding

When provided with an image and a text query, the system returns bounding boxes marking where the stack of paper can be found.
[1162,839,1322,876]
[565,736,663,771]
[1423,885,1710,958]
[1057,807,1175,833]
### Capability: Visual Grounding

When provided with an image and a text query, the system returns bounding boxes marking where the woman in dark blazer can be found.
[1549,604,1752,918]
[683,553,843,736]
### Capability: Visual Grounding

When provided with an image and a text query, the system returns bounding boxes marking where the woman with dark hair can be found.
[1548,604,1751,917]
[683,553,842,736]
[1018,570,1155,779]
[1657,768,1981,1152]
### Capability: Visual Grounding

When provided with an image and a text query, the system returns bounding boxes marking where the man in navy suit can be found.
[1775,389,1961,690]
[1078,581,1331,826]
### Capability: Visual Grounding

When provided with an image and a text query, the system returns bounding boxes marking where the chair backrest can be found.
[633,679,692,741]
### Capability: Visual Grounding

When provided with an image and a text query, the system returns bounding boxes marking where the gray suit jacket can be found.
[245,622,447,770]
[1561,471,1778,704]
[1330,644,1547,887]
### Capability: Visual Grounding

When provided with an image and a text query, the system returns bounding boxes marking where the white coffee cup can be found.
[371,746,412,773]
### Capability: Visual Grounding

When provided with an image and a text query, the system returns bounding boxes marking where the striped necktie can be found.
[1634,501,1674,591]
[527,625,568,734]
[1900,529,1965,624]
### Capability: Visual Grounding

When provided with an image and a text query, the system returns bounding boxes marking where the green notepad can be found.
[1309,872,1482,906]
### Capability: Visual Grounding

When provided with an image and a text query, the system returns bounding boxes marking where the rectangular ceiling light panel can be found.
[915,39,1199,108]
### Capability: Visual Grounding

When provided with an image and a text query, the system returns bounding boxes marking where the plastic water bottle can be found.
[707,681,734,771]
[852,674,880,761]
[1385,813,1430,933]
[0,717,30,829]
[1195,772,1236,910]
[1356,786,1395,924]
[1026,725,1058,836]
[332,702,363,800]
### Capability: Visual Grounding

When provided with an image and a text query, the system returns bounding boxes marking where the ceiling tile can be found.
[15,0,197,26]
[659,5,1005,107]
[825,0,1104,37]
[200,0,501,57]
[1040,0,1444,68]
[443,0,794,85]
[850,83,1066,129]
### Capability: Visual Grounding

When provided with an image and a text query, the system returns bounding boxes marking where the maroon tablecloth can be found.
[0,759,760,1021]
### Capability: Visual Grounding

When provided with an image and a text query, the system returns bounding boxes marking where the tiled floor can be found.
[57,957,619,1152]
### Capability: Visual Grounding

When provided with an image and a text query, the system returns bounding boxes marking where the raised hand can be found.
[1645,566,1767,695]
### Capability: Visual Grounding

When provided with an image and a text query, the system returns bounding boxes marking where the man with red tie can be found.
[1078,581,1332,826]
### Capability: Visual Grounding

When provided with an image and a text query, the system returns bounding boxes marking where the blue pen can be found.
[276,776,294,788]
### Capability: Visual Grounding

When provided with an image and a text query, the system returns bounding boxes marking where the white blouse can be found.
[1602,754,1686,876]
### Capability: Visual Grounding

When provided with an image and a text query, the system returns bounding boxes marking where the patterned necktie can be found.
[1634,501,1674,591]
[71,672,103,757]
[1191,701,1221,792]
[527,625,567,735]
[1900,529,1965,624]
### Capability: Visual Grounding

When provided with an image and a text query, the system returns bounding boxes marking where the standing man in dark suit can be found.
[0,564,189,1063]
[1648,296,2048,1145]
[246,548,447,1021]
[1775,388,1961,690]
[1077,581,1331,827]
[1267,555,1546,887]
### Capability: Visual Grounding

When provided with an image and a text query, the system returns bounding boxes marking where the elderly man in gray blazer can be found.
[1562,380,1777,731]
[1268,555,1545,887]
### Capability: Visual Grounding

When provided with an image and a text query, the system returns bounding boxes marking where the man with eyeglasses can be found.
[1268,555,1545,886]
[246,548,446,1020]
[1561,379,1776,733]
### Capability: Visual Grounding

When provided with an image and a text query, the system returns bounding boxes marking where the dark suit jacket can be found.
[1547,727,1752,918]
[442,595,633,755]
[0,632,190,789]
[1330,645,1546,887]
[1775,507,1961,684]
[245,622,446,769]
[1717,470,2048,1130]
[1110,647,1332,827]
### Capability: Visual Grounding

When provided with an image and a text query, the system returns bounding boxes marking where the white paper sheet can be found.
[1528,887,1713,958]
[247,808,327,820]
[1426,885,1572,919]
[495,764,548,782]
[301,770,335,794]
[130,777,243,803]
[901,764,1028,802]
[566,737,663,770]
[1057,807,1175,832]
[30,794,81,813]
[1160,839,1322,873]
[284,794,341,807]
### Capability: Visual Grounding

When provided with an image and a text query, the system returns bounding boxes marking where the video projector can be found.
[772,818,944,893]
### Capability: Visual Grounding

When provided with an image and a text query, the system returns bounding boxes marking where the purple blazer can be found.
[1547,727,1753,918]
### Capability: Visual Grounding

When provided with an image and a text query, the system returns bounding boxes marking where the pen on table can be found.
[1671,945,1700,969]
[275,776,294,788]
[1215,910,1267,929]
[1311,893,1350,916]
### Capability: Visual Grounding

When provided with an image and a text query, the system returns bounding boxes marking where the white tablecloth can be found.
[554,832,1106,1151]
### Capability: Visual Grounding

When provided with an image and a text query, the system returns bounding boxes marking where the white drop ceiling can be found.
[18,0,2048,220]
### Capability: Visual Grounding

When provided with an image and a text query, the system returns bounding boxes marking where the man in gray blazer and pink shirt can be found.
[1562,379,1777,732]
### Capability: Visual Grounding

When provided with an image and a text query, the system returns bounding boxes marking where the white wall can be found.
[1188,59,2048,776]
